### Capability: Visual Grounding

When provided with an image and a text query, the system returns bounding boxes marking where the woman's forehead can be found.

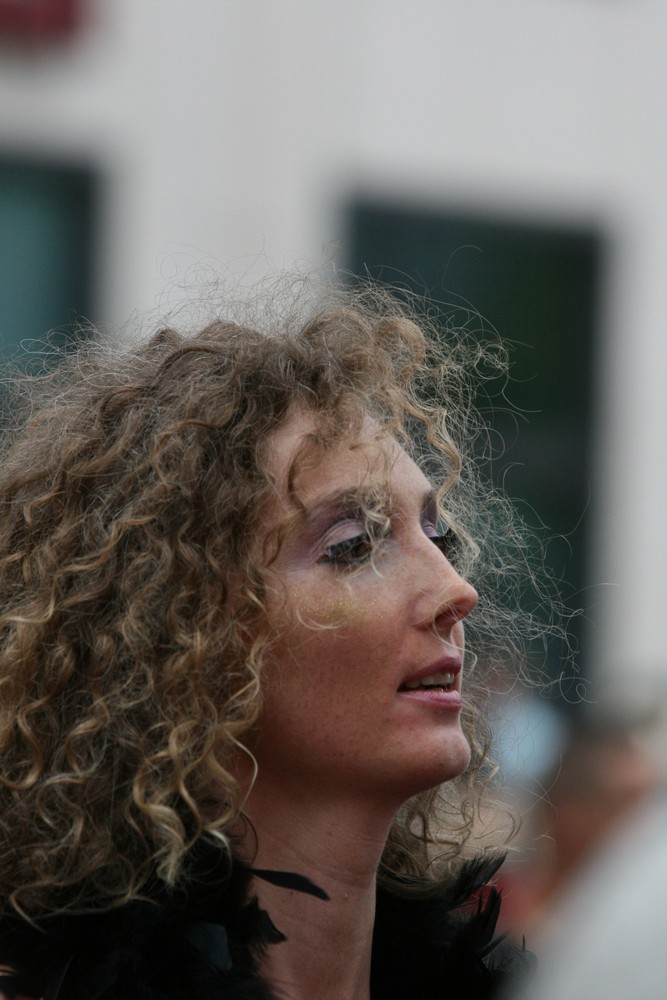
[265,407,431,512]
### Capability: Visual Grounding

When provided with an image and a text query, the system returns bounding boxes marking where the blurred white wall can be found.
[0,0,666,691]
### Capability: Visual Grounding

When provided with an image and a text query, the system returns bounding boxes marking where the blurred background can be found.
[1,0,666,963]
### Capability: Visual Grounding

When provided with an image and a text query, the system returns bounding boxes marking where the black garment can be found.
[0,841,530,1000]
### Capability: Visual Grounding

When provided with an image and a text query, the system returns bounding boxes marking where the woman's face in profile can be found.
[252,409,478,807]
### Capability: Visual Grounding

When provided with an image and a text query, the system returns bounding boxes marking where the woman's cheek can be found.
[296,596,358,627]
[288,576,381,630]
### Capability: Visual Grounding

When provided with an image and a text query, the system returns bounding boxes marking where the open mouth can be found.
[398,671,456,693]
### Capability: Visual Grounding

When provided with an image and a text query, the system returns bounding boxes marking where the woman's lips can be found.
[397,687,462,709]
[401,669,457,690]
[399,655,461,689]
[397,657,462,709]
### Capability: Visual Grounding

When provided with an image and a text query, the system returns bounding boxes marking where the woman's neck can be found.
[239,787,397,1000]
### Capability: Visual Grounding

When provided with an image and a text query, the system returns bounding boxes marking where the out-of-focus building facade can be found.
[0,0,666,704]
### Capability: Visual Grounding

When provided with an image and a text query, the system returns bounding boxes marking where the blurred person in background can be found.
[512,704,667,1000]
[496,711,661,943]
[494,690,667,1000]
[0,279,540,1000]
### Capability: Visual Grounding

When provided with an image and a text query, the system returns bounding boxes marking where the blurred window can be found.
[0,157,96,370]
[346,199,602,685]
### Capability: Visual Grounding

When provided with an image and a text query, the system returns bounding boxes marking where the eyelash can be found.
[320,528,459,567]
[430,529,460,562]
[319,533,377,566]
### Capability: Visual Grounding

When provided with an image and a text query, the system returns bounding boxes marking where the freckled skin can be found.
[252,412,478,812]
[297,596,368,627]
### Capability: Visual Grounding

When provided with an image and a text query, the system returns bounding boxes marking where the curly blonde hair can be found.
[0,278,538,918]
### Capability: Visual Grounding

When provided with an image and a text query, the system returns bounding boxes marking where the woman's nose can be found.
[414,535,478,629]
[434,569,478,625]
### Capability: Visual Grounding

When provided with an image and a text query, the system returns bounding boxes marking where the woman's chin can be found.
[390,733,472,801]
[430,732,472,784]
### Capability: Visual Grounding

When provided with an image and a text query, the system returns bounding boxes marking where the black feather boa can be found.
[0,842,531,999]
[372,856,533,1000]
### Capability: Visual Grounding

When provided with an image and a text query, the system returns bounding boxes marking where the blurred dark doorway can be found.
[0,156,97,369]
[346,199,603,688]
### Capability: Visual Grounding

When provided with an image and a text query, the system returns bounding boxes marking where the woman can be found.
[0,282,531,999]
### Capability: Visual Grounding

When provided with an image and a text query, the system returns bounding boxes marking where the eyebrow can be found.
[303,484,438,521]
[302,487,385,520]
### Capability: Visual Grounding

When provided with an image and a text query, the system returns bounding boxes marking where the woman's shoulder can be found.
[0,842,295,1000]
[0,848,533,1000]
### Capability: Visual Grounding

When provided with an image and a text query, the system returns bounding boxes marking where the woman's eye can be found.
[430,528,460,563]
[319,533,375,566]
